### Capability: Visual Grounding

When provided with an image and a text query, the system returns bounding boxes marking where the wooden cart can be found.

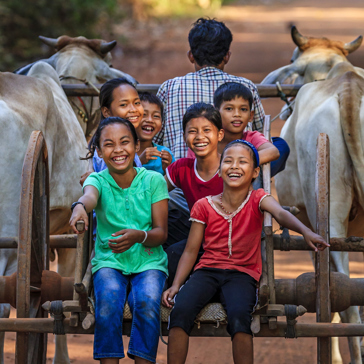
[1,85,364,364]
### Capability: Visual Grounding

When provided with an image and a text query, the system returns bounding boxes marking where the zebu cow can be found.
[0,62,87,363]
[263,26,363,120]
[16,35,137,137]
[263,28,364,364]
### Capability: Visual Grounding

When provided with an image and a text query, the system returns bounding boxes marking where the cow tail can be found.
[338,71,364,207]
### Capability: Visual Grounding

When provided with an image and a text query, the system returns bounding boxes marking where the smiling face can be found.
[97,123,140,175]
[101,84,144,128]
[136,101,162,142]
[219,96,254,136]
[219,144,260,188]
[184,116,224,158]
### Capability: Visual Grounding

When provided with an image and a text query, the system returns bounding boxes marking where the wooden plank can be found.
[62,83,302,97]
[315,133,331,364]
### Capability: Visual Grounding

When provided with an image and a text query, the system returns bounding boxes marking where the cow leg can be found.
[331,251,362,364]
[52,248,76,364]
[331,312,343,364]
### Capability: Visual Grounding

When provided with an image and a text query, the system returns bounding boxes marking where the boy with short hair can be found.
[136,92,175,175]
[214,82,289,176]
[155,17,265,160]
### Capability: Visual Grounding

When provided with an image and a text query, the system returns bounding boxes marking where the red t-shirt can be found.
[166,158,223,211]
[186,131,269,159]
[190,189,269,281]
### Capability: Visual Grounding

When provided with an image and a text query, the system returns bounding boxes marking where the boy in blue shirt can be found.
[137,92,175,175]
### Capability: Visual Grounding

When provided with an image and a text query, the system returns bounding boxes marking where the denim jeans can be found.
[93,268,166,362]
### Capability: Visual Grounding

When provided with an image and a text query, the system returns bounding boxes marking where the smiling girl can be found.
[70,117,169,364]
[163,140,329,364]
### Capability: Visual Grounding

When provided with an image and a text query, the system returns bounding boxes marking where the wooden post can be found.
[315,133,331,364]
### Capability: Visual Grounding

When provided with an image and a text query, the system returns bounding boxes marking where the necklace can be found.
[219,193,233,215]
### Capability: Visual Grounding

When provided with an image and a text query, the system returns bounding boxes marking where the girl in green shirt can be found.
[70,117,169,364]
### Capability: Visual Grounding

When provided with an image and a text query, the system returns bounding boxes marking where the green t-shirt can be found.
[83,167,169,275]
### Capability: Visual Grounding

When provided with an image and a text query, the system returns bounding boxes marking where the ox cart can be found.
[0,84,364,364]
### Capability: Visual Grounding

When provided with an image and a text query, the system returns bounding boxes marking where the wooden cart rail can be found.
[0,318,363,338]
[62,83,302,97]
[2,235,364,251]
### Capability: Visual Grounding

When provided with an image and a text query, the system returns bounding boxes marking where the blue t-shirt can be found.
[142,142,175,176]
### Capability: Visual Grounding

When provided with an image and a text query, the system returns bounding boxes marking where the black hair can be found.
[83,117,138,161]
[138,92,164,121]
[220,140,259,169]
[182,102,222,132]
[188,18,232,67]
[99,78,136,120]
[214,82,253,110]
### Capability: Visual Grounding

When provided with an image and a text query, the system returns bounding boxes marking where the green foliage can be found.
[0,0,230,71]
[0,0,122,71]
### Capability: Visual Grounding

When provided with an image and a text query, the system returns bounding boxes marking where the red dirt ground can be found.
[4,0,364,362]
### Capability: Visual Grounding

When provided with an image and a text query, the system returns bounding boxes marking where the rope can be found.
[50,300,65,335]
[284,305,298,339]
[271,99,296,122]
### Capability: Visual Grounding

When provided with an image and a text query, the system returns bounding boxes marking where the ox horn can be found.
[100,40,117,54]
[39,36,59,48]
[291,26,308,48]
[344,35,363,54]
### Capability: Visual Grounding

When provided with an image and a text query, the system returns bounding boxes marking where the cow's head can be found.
[262,26,363,85]
[39,35,138,138]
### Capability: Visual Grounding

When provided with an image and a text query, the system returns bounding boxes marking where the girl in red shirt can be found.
[162,140,329,364]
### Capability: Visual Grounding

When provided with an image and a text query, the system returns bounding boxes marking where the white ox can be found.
[263,28,364,364]
[263,26,363,120]
[0,62,87,363]
[16,35,137,137]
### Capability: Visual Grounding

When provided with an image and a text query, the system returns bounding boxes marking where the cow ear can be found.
[262,64,301,85]
[107,68,139,87]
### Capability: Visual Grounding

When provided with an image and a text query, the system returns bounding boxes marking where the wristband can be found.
[71,201,86,212]
[140,230,148,245]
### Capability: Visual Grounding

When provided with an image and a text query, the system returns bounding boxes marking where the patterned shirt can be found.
[155,67,265,160]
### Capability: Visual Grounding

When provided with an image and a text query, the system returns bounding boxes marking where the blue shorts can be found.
[93,268,166,362]
[169,268,258,338]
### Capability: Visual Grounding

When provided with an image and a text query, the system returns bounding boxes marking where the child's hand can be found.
[69,205,88,234]
[303,229,330,252]
[139,147,162,165]
[109,229,145,253]
[79,171,92,186]
[162,285,180,308]
[161,150,173,172]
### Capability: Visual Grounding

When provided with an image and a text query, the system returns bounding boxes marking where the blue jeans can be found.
[93,268,166,362]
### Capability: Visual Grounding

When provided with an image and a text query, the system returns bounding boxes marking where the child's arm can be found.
[69,185,99,233]
[164,175,175,192]
[161,150,174,172]
[162,221,205,308]
[260,196,330,251]
[257,142,280,165]
[108,199,168,253]
[79,159,95,186]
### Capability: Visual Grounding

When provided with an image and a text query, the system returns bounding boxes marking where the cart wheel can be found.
[16,131,49,364]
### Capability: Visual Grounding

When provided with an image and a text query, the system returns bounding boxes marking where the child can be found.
[164,102,224,283]
[70,117,169,364]
[163,140,329,364]
[80,77,144,185]
[214,82,290,177]
[137,92,175,175]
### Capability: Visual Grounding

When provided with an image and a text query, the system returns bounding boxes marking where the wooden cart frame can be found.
[0,84,364,364]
